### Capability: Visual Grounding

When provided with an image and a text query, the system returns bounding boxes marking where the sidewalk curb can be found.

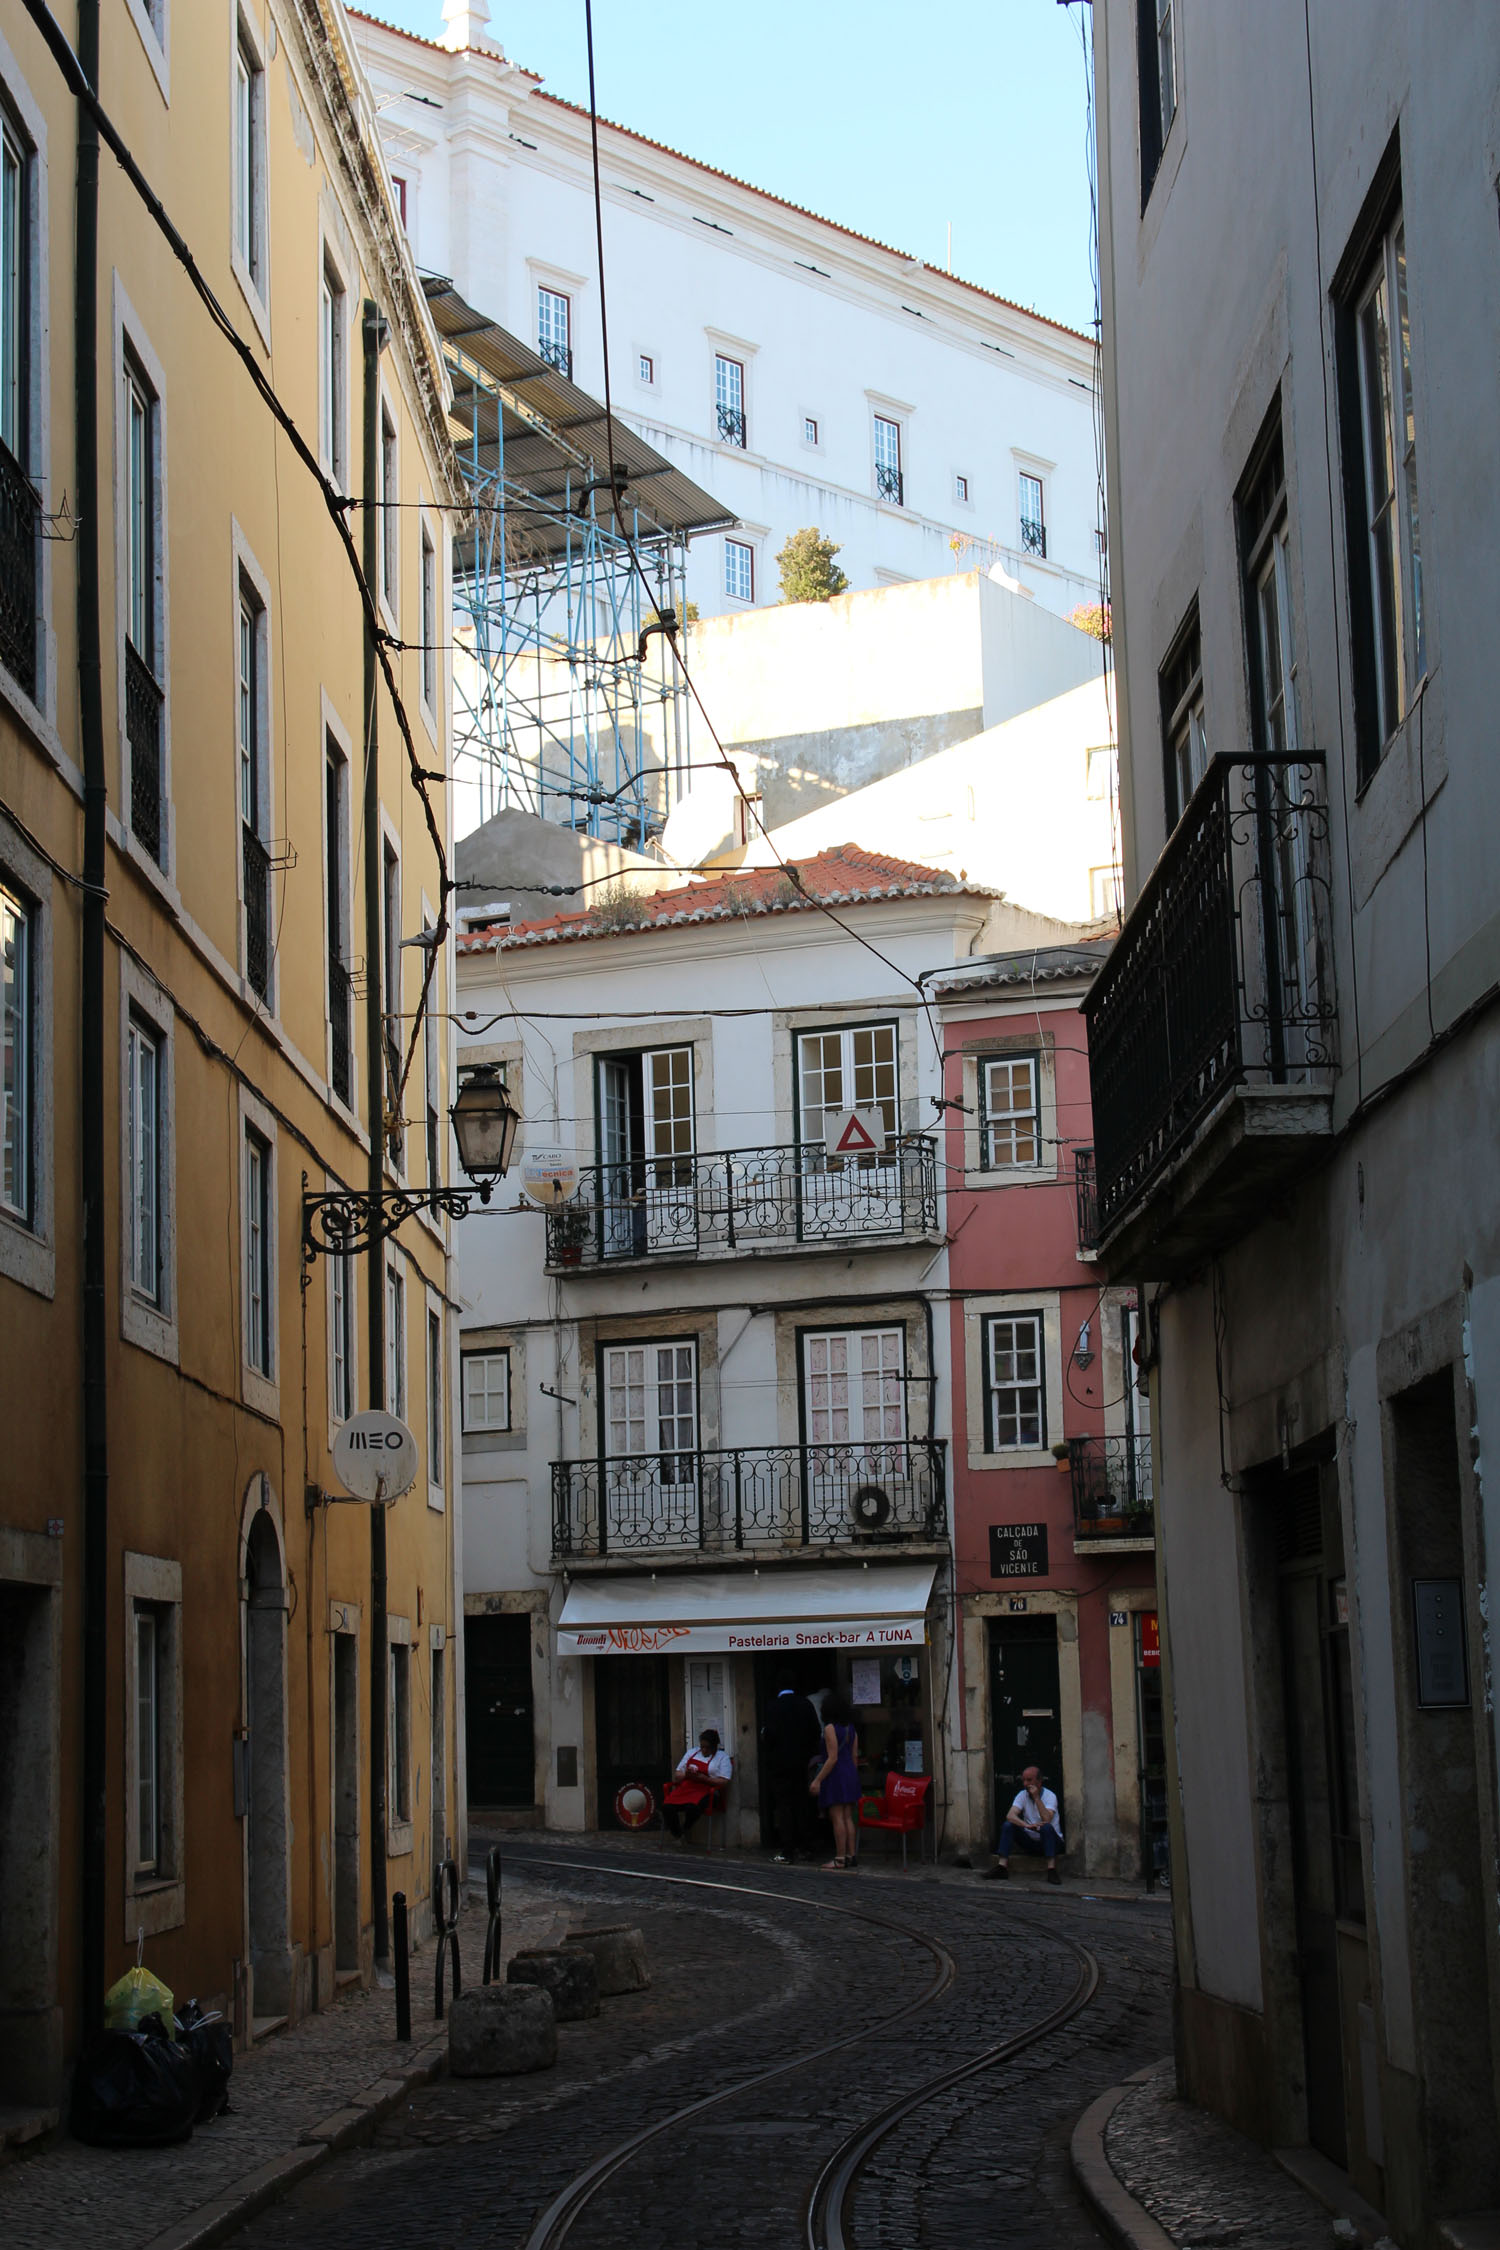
[1070,2061,1180,2250]
[140,2028,449,2250]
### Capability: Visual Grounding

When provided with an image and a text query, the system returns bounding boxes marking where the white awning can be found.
[556,1562,937,1657]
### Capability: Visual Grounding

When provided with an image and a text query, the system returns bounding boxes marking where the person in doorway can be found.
[982,1765,1063,1882]
[761,1676,823,1862]
[810,1692,862,1871]
[662,1729,733,1841]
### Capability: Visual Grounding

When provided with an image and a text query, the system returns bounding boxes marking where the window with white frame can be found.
[382,840,403,1170]
[1085,744,1116,801]
[462,1348,510,1433]
[127,1014,163,1302]
[980,1055,1040,1170]
[804,416,819,446]
[638,353,654,384]
[420,522,437,713]
[1160,604,1207,826]
[954,473,969,503]
[325,734,352,1106]
[125,1554,182,1915]
[1345,201,1424,780]
[379,403,398,614]
[983,1312,1046,1450]
[803,1328,906,1450]
[330,1251,353,1423]
[232,20,265,294]
[244,1123,272,1377]
[724,539,754,603]
[2,880,34,1225]
[388,1639,411,1823]
[386,1260,405,1417]
[797,1021,899,1147]
[427,1306,443,1485]
[873,414,902,503]
[604,1340,696,1462]
[537,286,570,376]
[319,255,345,483]
[390,175,407,228]
[422,920,439,1190]
[714,354,745,447]
[124,355,157,669]
[1019,471,1046,557]
[0,104,32,468]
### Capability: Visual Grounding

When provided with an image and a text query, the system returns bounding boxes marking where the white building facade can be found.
[352,3,1103,628]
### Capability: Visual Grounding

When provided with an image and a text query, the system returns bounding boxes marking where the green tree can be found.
[776,526,850,604]
[1069,600,1112,642]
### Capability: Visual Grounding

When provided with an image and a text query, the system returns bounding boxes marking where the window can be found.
[238,580,270,1001]
[233,22,265,292]
[639,353,654,384]
[714,354,745,447]
[980,1055,1040,1169]
[325,736,352,1105]
[1,108,30,464]
[804,416,819,446]
[1343,203,1424,778]
[237,588,259,830]
[954,473,969,504]
[984,1312,1046,1450]
[1090,864,1124,919]
[604,1340,697,1466]
[330,1252,353,1423]
[379,404,398,614]
[127,1015,162,1302]
[427,1308,443,1485]
[1137,0,1177,206]
[596,1046,694,1257]
[420,522,437,712]
[125,357,157,667]
[462,1349,511,1433]
[390,174,407,228]
[386,1260,405,1416]
[124,1554,182,1921]
[388,1640,411,1823]
[1019,472,1046,557]
[874,415,902,504]
[537,286,571,377]
[244,1125,272,1376]
[1160,605,1207,825]
[134,1604,161,1871]
[123,348,164,862]
[319,256,345,482]
[804,1328,906,1450]
[382,841,402,1168]
[798,1022,898,1147]
[724,539,754,603]
[1240,416,1299,761]
[1085,744,1116,801]
[2,881,33,1223]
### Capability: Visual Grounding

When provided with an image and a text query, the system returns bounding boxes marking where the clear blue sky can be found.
[360,2,1098,335]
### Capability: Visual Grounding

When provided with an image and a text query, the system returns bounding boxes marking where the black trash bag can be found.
[70,2028,199,2148]
[176,2001,233,2122]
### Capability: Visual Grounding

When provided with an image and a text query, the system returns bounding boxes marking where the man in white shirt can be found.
[662,1729,734,1841]
[982,1764,1063,1883]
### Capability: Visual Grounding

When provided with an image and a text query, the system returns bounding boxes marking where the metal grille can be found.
[1083,754,1336,1240]
[1020,516,1047,557]
[537,338,572,380]
[242,824,271,1000]
[715,402,746,448]
[1074,1147,1099,1253]
[876,461,903,505]
[1069,1434,1154,1539]
[545,1136,939,1266]
[552,1438,947,1559]
[328,954,353,1104]
[125,640,164,864]
[0,439,38,700]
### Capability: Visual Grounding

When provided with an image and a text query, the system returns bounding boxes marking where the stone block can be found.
[562,1923,649,1995]
[448,1983,557,2076]
[506,1947,600,2022]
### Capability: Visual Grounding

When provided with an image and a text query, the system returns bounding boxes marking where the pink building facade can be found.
[933,948,1164,1883]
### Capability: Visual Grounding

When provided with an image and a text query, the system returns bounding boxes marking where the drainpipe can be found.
[362,301,389,1965]
[75,0,109,2035]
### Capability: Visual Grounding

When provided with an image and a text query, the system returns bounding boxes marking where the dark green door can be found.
[1280,1562,1349,2165]
[989,1616,1063,1845]
[464,1615,536,1808]
[594,1654,672,1828]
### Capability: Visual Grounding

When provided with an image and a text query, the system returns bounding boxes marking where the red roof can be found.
[457,845,993,953]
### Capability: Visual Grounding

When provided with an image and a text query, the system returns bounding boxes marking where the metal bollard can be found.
[481,1843,504,1985]
[393,1890,411,2042]
[433,1853,461,2020]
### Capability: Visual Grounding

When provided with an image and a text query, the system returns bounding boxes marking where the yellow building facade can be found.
[0,0,465,2117]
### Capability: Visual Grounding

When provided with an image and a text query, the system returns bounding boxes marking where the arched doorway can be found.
[244,1504,293,2022]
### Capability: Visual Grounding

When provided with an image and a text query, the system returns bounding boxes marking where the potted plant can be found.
[552,1205,592,1267]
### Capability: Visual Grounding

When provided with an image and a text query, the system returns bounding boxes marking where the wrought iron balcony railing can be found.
[1069,1433,1154,1541]
[125,640,164,866]
[243,824,271,1001]
[876,462,903,505]
[1020,516,1047,558]
[1074,1147,1099,1254]
[0,438,38,700]
[545,1136,939,1267]
[328,954,353,1105]
[1082,754,1336,1246]
[716,402,746,448]
[539,338,572,380]
[553,1438,948,1559]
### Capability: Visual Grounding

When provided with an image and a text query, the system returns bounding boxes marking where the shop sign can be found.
[614,1782,657,1828]
[558,1616,926,1656]
[891,1652,919,1685]
[988,1522,1049,1580]
[1140,1611,1161,1667]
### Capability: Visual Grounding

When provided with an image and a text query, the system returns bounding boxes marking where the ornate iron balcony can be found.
[328,954,353,1105]
[539,338,572,380]
[553,1437,948,1560]
[1020,517,1047,558]
[0,438,38,700]
[1083,754,1336,1253]
[1074,1147,1099,1254]
[125,640,164,866]
[1069,1433,1153,1542]
[243,824,271,1001]
[876,462,903,505]
[545,1136,939,1267]
[716,402,746,448]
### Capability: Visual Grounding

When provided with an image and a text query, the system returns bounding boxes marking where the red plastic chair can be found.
[857,1773,932,1867]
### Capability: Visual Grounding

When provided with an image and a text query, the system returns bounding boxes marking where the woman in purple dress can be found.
[810,1691,861,1871]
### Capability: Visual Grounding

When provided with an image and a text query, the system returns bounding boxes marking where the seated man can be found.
[983,1764,1063,1883]
[662,1728,733,1840]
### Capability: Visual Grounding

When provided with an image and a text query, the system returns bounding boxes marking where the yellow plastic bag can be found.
[104,1965,175,2039]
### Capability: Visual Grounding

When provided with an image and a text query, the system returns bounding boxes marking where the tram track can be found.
[509,1850,1102,2250]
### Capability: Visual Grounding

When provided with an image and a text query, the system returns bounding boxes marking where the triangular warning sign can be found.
[834,1113,878,1154]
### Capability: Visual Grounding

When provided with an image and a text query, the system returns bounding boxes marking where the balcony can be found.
[328,954,353,1105]
[243,825,271,1001]
[1082,754,1336,1277]
[1069,1434,1154,1546]
[552,1439,948,1562]
[539,338,572,381]
[876,462,903,506]
[1074,1147,1099,1256]
[0,438,38,700]
[716,402,746,449]
[125,641,164,866]
[545,1137,939,1270]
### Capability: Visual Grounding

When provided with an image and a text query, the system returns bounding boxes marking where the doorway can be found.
[989,1615,1063,1846]
[245,1511,292,2022]
[331,1628,360,1975]
[594,1654,671,1827]
[464,1614,536,1808]
[1135,1613,1169,1887]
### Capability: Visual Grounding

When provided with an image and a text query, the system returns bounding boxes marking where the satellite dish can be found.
[520,1146,581,1208]
[332,1411,420,1504]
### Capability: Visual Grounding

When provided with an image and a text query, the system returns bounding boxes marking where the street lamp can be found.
[301,1065,522,1262]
